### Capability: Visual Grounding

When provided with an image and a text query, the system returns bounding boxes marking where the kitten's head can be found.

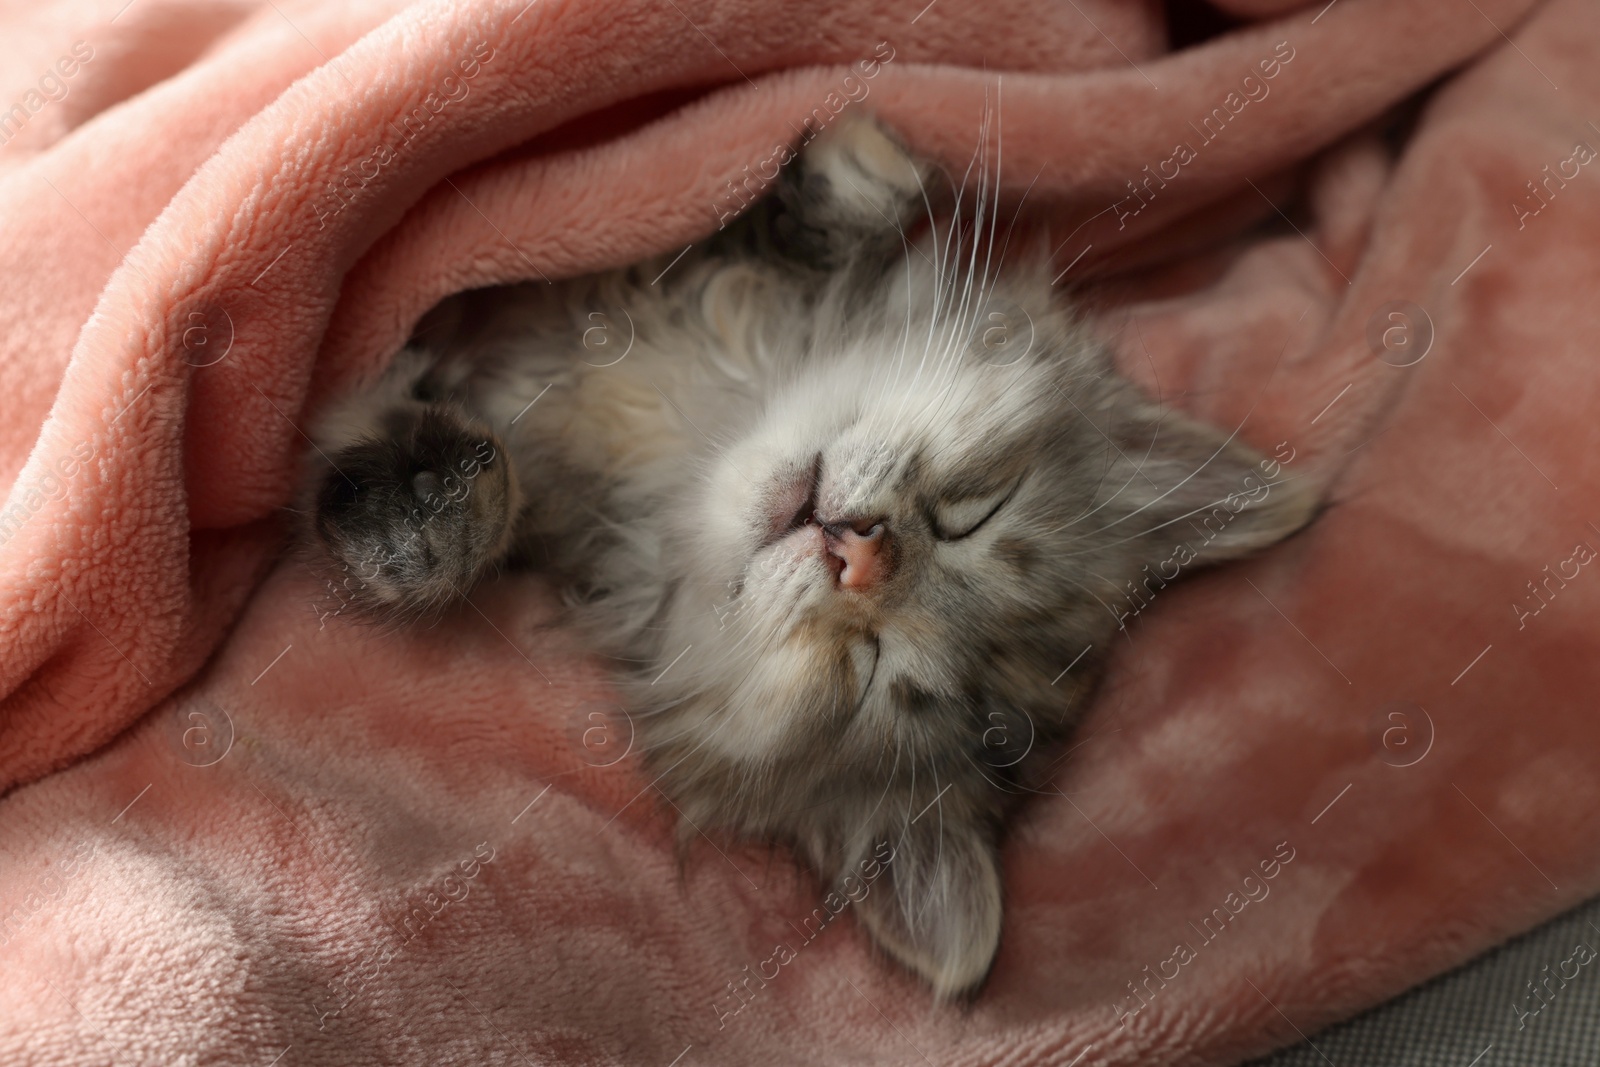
[640,259,1314,997]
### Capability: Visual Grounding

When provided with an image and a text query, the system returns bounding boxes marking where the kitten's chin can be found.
[665,634,861,765]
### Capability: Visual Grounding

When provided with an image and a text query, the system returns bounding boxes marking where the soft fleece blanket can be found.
[0,0,1591,1062]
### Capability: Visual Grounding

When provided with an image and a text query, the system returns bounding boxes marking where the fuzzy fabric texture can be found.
[0,0,1590,1062]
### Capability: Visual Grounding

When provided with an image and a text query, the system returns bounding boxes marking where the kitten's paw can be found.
[311,406,517,621]
[774,114,928,265]
[802,114,925,221]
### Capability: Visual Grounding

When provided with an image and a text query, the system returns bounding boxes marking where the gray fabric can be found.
[1251,897,1600,1066]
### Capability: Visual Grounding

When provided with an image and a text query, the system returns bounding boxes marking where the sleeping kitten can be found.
[302,116,1314,997]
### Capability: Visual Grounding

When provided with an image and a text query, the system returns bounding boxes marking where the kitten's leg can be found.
[305,348,520,621]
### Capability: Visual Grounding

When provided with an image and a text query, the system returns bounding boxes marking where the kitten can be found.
[303,116,1315,997]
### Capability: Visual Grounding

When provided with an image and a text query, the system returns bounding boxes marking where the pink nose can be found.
[823,521,890,590]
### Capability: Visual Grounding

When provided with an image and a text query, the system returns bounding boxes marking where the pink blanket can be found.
[1,0,1591,1061]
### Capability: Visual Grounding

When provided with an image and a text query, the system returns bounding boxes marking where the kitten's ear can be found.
[1103,394,1316,567]
[846,814,1003,998]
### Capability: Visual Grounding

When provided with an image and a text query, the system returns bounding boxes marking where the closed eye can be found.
[930,479,1021,541]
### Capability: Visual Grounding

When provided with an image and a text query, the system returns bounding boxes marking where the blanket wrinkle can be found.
[5,0,1598,1063]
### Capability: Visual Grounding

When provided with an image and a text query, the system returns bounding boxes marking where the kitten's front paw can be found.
[802,113,924,218]
[311,406,517,621]
[773,114,928,267]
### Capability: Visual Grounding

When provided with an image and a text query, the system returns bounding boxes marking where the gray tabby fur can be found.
[302,116,1315,997]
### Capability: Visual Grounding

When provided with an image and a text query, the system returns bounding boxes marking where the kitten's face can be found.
[667,323,1083,765]
[643,278,1314,996]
